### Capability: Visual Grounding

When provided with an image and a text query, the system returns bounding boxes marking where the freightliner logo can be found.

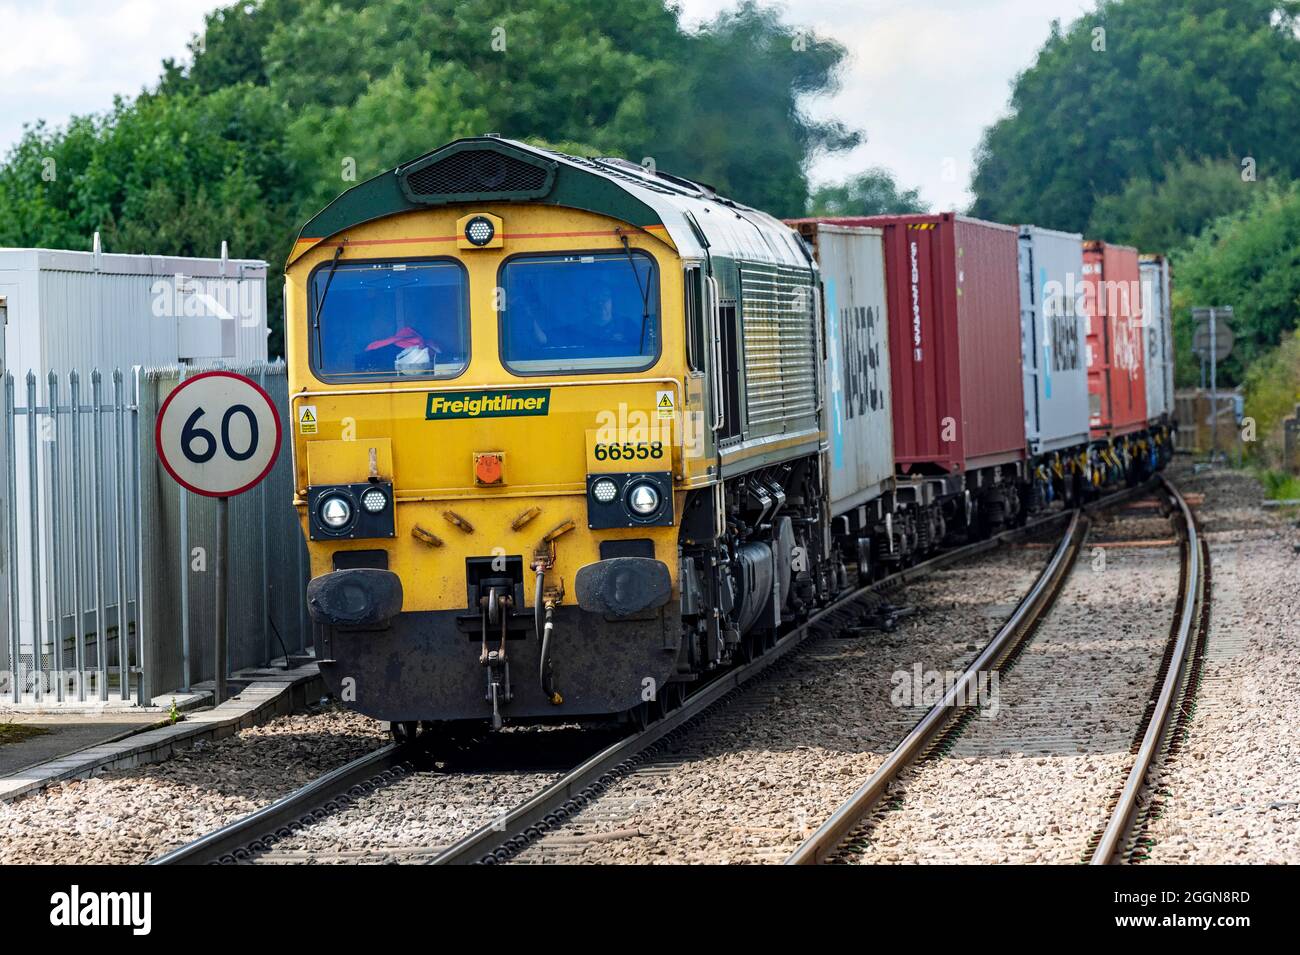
[425,389,551,420]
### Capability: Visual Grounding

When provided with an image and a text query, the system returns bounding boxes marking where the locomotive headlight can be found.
[591,478,619,504]
[464,215,495,247]
[361,487,388,514]
[627,482,661,516]
[319,494,354,529]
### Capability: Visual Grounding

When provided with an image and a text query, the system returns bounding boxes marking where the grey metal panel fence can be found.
[2,361,308,704]
[137,363,308,698]
[0,355,11,679]
[1,367,142,702]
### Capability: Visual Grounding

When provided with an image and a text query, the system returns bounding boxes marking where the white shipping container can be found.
[1018,226,1090,455]
[0,243,268,377]
[1140,255,1175,422]
[810,224,896,514]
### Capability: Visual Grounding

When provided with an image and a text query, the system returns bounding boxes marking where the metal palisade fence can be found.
[0,362,309,705]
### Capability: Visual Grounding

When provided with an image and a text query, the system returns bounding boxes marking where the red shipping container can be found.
[798,213,1026,476]
[1083,241,1147,438]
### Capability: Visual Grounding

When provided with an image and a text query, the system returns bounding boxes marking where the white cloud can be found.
[0,0,1093,211]
[679,0,1092,210]
[0,0,212,149]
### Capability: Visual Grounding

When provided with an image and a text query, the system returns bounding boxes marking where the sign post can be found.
[155,372,281,704]
[1192,306,1235,463]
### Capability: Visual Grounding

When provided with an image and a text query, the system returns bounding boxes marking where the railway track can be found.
[785,476,1206,865]
[1090,480,1208,865]
[151,482,1159,866]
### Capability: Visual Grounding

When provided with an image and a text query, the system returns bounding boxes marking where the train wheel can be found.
[652,681,686,720]
[628,700,653,731]
[390,721,420,745]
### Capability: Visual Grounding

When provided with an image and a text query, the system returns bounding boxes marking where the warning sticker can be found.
[298,405,318,434]
[655,390,675,420]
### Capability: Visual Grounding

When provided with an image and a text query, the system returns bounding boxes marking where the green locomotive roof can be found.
[289,136,811,271]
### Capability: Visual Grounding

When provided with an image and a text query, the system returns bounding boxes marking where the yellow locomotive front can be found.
[286,140,707,730]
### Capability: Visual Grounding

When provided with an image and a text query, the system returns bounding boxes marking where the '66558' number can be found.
[593,441,664,462]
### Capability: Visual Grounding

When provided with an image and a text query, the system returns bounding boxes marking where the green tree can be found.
[1239,329,1300,468]
[652,2,859,216]
[1,0,859,354]
[1087,157,1261,251]
[0,86,296,351]
[1170,183,1300,388]
[807,168,927,217]
[175,0,855,214]
[971,0,1300,233]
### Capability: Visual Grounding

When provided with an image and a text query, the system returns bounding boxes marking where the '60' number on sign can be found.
[182,405,260,464]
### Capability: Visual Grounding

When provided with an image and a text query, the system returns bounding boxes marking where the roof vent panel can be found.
[398,144,556,205]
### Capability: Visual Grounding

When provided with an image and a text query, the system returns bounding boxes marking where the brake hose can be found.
[537,568,561,704]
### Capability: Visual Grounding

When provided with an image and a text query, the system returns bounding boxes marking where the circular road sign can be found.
[156,371,282,498]
[1192,322,1234,362]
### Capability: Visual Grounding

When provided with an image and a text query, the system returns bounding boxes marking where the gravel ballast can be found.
[510,537,1060,864]
[0,706,388,864]
[846,500,1180,864]
[1139,465,1300,863]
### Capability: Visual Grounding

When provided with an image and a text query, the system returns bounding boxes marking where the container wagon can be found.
[1139,253,1175,426]
[793,221,922,576]
[825,213,1027,535]
[1018,226,1089,454]
[1016,226,1090,504]
[1083,240,1147,439]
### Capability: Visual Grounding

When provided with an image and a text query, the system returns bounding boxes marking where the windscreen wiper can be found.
[311,244,346,347]
[621,235,653,353]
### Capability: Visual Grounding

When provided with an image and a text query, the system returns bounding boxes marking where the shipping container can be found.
[1018,226,1090,454]
[0,242,269,379]
[1139,254,1175,423]
[1083,241,1147,438]
[793,222,895,514]
[803,214,1025,476]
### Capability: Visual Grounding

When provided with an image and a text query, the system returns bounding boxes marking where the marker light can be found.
[465,215,496,247]
[320,495,353,529]
[592,478,619,504]
[627,482,661,516]
[361,488,388,514]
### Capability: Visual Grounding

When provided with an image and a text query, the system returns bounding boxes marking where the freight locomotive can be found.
[287,138,1175,736]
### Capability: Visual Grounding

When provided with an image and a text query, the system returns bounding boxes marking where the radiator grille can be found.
[740,264,818,429]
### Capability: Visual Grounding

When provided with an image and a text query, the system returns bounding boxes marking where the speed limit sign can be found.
[156,371,282,498]
[156,371,282,705]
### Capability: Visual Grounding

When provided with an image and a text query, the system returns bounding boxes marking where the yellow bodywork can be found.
[285,203,704,613]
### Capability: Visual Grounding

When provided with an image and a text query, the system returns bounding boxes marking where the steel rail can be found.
[784,506,1089,865]
[1090,476,1201,865]
[150,483,1150,866]
[149,744,411,865]
[432,489,1169,865]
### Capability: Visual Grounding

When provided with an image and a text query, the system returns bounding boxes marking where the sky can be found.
[0,0,1095,210]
